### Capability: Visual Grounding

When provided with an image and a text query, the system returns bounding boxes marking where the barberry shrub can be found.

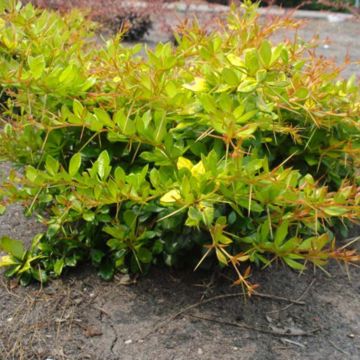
[0,1,359,291]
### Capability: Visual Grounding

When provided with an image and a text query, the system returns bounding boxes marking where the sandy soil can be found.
[1,5,360,360]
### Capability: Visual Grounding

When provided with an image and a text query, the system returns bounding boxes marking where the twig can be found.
[281,338,306,348]
[139,290,306,341]
[328,340,351,356]
[93,305,112,318]
[253,291,306,305]
[0,278,21,299]
[267,278,316,314]
[188,314,320,337]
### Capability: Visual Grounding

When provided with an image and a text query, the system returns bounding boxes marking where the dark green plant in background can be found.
[0,0,359,292]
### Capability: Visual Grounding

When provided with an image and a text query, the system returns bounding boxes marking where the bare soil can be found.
[1,5,360,360]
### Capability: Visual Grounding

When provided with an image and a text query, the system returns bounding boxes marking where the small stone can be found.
[6,317,13,322]
[74,297,83,305]
[118,274,133,285]
[125,339,132,345]
[84,326,103,338]
[197,348,203,355]
[348,334,355,339]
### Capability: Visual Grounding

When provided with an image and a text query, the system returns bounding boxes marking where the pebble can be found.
[125,339,132,345]
[197,348,203,355]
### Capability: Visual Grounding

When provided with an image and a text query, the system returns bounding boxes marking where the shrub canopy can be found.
[0,1,359,291]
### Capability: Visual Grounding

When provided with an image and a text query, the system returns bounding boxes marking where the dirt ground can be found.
[1,5,360,360]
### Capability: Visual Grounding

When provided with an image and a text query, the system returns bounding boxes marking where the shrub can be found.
[0,1,359,291]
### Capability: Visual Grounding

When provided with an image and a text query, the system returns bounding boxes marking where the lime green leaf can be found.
[294,87,309,99]
[45,155,60,176]
[83,211,95,222]
[114,110,136,135]
[259,40,272,67]
[275,220,289,248]
[69,153,82,176]
[323,206,348,217]
[216,248,228,265]
[222,68,238,86]
[237,79,258,93]
[97,150,111,179]
[94,108,113,128]
[73,99,84,118]
[0,236,25,259]
[28,55,45,79]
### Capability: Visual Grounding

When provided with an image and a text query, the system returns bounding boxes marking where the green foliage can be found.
[0,1,359,291]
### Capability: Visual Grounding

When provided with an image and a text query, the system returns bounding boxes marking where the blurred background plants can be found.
[0,0,359,291]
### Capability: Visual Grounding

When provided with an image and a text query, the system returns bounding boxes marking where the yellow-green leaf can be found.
[0,255,17,267]
[160,190,181,203]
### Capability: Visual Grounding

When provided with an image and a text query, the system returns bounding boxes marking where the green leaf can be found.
[283,256,305,271]
[98,261,114,281]
[45,155,60,176]
[26,166,39,182]
[259,40,272,67]
[69,153,82,176]
[222,68,238,86]
[236,110,258,124]
[237,79,258,93]
[28,55,45,79]
[216,248,228,265]
[83,211,95,222]
[46,224,60,238]
[31,268,48,283]
[294,87,309,99]
[53,259,64,276]
[72,100,84,118]
[114,110,136,135]
[91,249,105,265]
[0,236,25,259]
[97,150,111,179]
[94,108,113,128]
[0,204,6,215]
[137,247,153,264]
[123,210,137,228]
[274,220,289,248]
[323,206,348,217]
[59,64,76,84]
